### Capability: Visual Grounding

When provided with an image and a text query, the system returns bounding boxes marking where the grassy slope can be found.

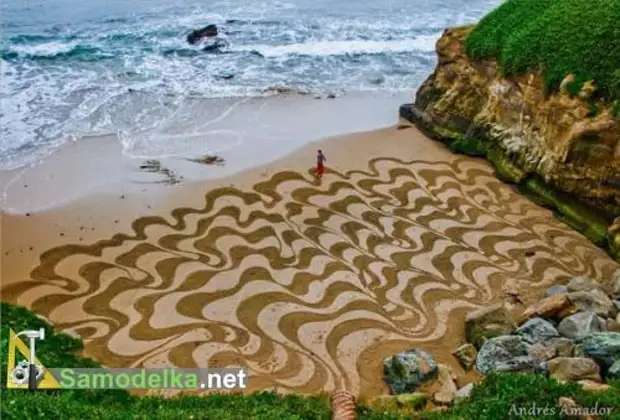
[465,0,620,102]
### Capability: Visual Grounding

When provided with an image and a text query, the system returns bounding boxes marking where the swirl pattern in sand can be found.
[3,157,617,395]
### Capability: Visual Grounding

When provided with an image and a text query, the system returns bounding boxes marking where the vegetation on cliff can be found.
[465,0,620,102]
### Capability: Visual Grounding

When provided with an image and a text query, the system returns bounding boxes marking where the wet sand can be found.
[1,123,618,397]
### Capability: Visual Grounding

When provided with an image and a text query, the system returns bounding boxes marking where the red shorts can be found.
[316,163,325,175]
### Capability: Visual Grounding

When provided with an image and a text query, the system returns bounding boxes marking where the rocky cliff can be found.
[401,26,620,261]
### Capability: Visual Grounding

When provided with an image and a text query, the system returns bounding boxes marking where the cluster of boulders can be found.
[378,270,620,411]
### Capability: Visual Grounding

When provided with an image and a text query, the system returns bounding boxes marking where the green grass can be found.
[465,0,620,101]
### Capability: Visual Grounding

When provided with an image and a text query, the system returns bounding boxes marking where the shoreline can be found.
[2,122,617,396]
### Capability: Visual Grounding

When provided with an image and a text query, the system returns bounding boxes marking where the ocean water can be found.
[1,0,501,170]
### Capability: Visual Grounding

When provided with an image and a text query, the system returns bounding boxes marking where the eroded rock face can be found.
[407,26,620,256]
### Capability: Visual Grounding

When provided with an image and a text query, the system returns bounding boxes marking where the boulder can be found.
[187,24,218,45]
[547,357,601,382]
[528,342,557,362]
[432,364,457,405]
[578,380,610,392]
[582,332,620,370]
[607,317,620,333]
[455,383,474,400]
[452,343,477,370]
[519,294,576,322]
[608,360,620,379]
[548,337,575,357]
[566,276,602,293]
[475,335,534,374]
[383,349,438,394]
[573,344,585,357]
[612,270,620,298]
[465,304,516,348]
[545,285,568,297]
[557,312,606,341]
[567,289,616,318]
[516,317,560,344]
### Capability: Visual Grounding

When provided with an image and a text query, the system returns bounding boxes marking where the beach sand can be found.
[1,122,618,397]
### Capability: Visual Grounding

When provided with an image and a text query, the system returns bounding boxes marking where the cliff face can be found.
[403,26,620,261]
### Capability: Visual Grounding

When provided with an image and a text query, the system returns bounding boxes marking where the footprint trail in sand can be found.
[2,157,617,395]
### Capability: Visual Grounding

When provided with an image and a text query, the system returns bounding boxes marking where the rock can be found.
[405,27,619,253]
[607,358,620,379]
[615,301,620,312]
[518,294,576,323]
[465,304,516,348]
[187,24,218,45]
[608,360,620,379]
[557,312,606,341]
[202,39,229,53]
[455,383,474,400]
[567,289,616,318]
[528,342,557,362]
[548,337,575,357]
[573,344,585,357]
[383,349,438,394]
[607,317,620,333]
[582,332,620,370]
[545,285,568,297]
[516,317,560,344]
[475,335,534,374]
[578,380,610,392]
[566,276,602,293]
[395,393,426,410]
[432,364,457,405]
[611,269,620,299]
[547,357,601,382]
[558,397,594,420]
[452,343,477,370]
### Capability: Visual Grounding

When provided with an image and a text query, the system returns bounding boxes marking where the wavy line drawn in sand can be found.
[3,157,617,396]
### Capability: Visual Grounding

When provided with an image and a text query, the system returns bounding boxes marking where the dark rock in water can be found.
[187,24,218,45]
[557,311,606,341]
[249,50,264,58]
[582,332,620,370]
[476,335,534,374]
[202,39,229,54]
[214,73,235,80]
[545,285,569,297]
[383,349,438,394]
[516,317,560,344]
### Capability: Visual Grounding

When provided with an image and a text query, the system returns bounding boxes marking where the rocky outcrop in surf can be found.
[401,26,620,262]
[186,24,218,45]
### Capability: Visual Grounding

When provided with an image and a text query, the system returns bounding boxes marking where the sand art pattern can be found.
[3,157,618,395]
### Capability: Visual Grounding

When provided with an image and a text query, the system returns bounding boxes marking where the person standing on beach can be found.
[315,149,326,179]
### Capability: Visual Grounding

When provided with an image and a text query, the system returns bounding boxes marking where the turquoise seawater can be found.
[1,0,500,169]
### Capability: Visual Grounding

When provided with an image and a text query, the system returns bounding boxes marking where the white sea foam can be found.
[232,35,440,57]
